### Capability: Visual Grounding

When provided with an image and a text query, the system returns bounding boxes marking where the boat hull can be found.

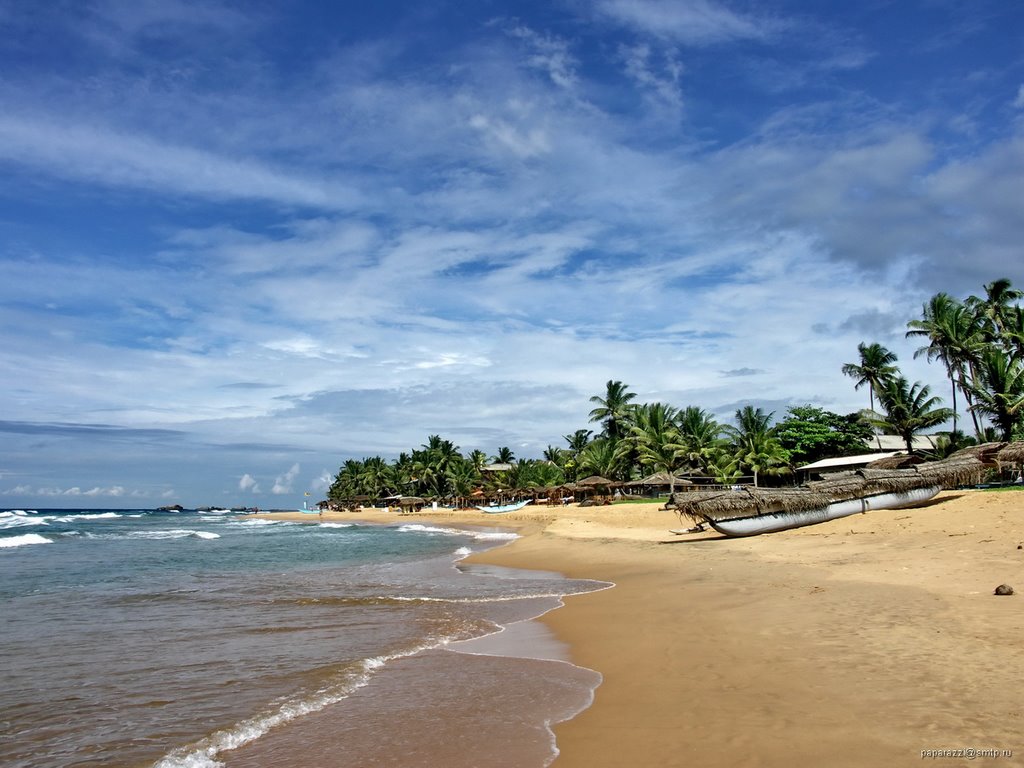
[705,486,941,537]
[476,500,531,514]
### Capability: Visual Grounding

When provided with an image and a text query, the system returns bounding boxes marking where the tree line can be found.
[328,278,1024,503]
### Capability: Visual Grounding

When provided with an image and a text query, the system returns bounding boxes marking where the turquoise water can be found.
[0,509,606,767]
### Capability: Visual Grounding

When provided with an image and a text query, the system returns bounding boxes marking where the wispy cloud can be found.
[593,0,777,45]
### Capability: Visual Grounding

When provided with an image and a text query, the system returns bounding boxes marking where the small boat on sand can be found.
[476,500,532,514]
[671,447,1004,538]
[690,485,940,537]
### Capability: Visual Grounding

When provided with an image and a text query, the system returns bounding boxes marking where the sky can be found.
[2,0,1023,509]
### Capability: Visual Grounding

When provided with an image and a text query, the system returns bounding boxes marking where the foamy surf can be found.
[0,511,50,529]
[0,533,52,548]
[397,523,519,541]
[52,512,123,521]
[151,646,436,768]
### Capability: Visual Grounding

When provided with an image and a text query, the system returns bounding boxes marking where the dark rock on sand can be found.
[994,584,1014,596]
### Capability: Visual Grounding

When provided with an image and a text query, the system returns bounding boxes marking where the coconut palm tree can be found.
[563,429,593,455]
[967,277,1023,344]
[906,293,985,438]
[871,377,953,455]
[627,402,686,492]
[543,445,564,464]
[588,380,637,442]
[964,349,1024,441]
[841,342,899,412]
[705,449,742,485]
[676,406,724,472]
[492,446,516,464]
[736,432,791,487]
[577,438,621,479]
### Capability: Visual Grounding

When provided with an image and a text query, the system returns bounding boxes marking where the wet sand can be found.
[270,490,1024,767]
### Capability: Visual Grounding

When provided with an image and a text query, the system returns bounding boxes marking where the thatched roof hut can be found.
[996,442,1024,465]
[625,472,693,488]
[576,475,620,487]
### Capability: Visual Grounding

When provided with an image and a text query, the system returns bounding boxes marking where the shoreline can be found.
[264,491,1024,766]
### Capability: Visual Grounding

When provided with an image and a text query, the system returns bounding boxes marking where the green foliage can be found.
[870,377,954,454]
[774,405,873,465]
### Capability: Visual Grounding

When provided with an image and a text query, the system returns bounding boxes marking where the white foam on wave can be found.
[52,512,122,522]
[317,522,353,529]
[397,523,519,543]
[151,643,435,768]
[128,529,220,540]
[0,533,53,548]
[0,511,50,529]
[230,518,288,526]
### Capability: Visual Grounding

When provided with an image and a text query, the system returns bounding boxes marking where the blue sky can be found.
[2,0,1023,508]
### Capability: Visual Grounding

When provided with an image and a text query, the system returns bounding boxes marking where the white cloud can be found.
[0,115,362,210]
[271,463,301,495]
[311,470,333,493]
[1013,85,1024,109]
[594,0,774,45]
[239,474,261,493]
[508,25,579,89]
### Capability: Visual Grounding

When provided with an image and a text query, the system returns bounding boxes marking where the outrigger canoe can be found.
[694,485,940,537]
[475,500,532,514]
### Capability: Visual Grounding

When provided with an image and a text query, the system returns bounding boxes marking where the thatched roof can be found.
[671,451,996,523]
[865,454,925,470]
[996,442,1024,464]
[576,475,619,486]
[625,472,693,487]
[397,496,426,507]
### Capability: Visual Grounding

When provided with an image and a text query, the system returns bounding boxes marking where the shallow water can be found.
[0,509,607,768]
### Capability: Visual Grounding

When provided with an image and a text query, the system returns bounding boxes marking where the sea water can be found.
[0,509,608,768]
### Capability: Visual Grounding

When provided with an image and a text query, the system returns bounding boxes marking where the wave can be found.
[228,519,294,527]
[52,512,122,522]
[396,523,518,541]
[0,511,51,529]
[151,642,440,768]
[317,522,353,529]
[0,533,53,548]
[126,530,221,540]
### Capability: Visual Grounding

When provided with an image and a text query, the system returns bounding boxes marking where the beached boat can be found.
[671,447,1004,538]
[693,485,940,537]
[475,500,532,514]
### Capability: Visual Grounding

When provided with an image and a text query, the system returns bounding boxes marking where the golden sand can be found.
[268,491,1024,767]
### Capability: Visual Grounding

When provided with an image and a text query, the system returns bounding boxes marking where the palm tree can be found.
[907,293,986,437]
[543,445,564,464]
[467,449,489,475]
[627,402,685,492]
[842,342,899,412]
[676,406,724,473]
[588,380,637,442]
[736,432,791,487]
[576,438,621,479]
[705,449,742,485]
[871,377,953,454]
[967,277,1023,344]
[492,446,516,464]
[563,429,593,454]
[964,349,1024,441]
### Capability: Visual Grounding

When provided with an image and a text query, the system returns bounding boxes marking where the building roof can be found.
[864,435,939,451]
[798,452,899,471]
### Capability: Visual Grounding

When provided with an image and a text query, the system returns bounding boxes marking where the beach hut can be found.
[625,472,693,497]
[396,496,426,514]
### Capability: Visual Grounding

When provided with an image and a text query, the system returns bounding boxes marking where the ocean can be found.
[0,508,608,768]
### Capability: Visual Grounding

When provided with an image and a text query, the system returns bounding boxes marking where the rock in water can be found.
[994,584,1014,596]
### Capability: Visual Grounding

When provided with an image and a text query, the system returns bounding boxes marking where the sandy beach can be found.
[269,490,1024,767]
